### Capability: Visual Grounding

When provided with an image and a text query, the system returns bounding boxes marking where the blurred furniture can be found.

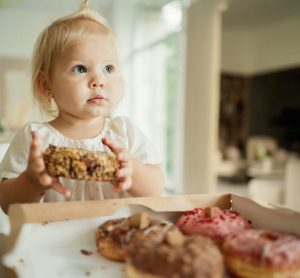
[219,74,250,156]
[216,146,247,183]
[248,178,284,204]
[246,136,288,205]
[246,135,287,179]
[217,74,251,184]
[284,155,300,212]
[246,136,277,164]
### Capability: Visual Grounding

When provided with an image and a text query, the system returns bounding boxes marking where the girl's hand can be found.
[26,131,71,198]
[102,137,133,192]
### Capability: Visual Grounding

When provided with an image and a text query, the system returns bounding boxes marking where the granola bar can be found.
[43,145,120,181]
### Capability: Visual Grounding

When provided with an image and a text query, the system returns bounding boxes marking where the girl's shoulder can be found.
[13,122,49,140]
[12,122,56,149]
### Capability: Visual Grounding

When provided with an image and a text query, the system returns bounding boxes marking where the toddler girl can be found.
[0,1,164,214]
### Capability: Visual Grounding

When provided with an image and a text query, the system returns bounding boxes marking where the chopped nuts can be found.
[204,207,222,218]
[165,230,185,246]
[128,213,151,229]
[104,224,114,232]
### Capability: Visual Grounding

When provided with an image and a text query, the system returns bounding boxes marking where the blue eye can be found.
[72,65,87,74]
[104,65,115,74]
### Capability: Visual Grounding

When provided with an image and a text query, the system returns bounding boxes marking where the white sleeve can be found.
[107,116,162,165]
[0,124,32,179]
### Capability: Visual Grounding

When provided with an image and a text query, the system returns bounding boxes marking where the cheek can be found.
[110,76,123,100]
[111,85,122,103]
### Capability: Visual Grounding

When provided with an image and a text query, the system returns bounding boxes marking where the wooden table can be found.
[0,233,16,278]
[0,233,6,277]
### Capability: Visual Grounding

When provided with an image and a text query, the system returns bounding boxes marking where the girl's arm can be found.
[0,173,45,214]
[129,160,164,196]
[0,131,70,214]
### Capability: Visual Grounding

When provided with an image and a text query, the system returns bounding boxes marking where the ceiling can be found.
[1,0,300,29]
[223,0,300,28]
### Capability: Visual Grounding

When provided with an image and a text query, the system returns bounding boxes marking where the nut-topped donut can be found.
[176,207,252,245]
[125,232,224,278]
[222,229,300,278]
[95,212,179,262]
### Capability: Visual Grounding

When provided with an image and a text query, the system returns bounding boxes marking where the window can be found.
[115,0,185,192]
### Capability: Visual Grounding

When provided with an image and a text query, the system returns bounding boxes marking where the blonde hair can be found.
[32,0,114,114]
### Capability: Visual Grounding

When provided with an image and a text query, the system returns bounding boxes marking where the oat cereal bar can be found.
[43,145,120,181]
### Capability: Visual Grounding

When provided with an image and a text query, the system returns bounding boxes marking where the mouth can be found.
[87,94,108,103]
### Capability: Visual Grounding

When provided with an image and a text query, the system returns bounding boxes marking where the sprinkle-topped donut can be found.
[176,207,252,245]
[222,229,300,278]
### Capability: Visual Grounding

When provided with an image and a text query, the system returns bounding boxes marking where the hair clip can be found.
[80,0,89,11]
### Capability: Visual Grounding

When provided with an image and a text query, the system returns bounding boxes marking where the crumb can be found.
[100,265,108,270]
[42,221,49,225]
[80,249,93,256]
[85,271,91,276]
[19,258,26,266]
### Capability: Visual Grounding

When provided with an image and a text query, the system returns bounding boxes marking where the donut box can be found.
[2,193,300,277]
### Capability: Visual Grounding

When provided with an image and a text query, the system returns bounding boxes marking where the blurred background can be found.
[0,0,300,211]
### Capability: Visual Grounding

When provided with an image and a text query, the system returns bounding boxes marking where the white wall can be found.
[0,8,114,59]
[0,10,61,59]
[221,28,255,74]
[253,16,300,73]
[222,15,300,75]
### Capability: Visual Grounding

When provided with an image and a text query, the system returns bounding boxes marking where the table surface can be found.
[0,233,16,278]
[0,233,6,277]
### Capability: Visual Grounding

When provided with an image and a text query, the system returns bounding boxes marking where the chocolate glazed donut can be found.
[125,232,223,278]
[95,213,179,262]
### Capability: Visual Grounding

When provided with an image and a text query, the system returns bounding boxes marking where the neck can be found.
[49,114,106,140]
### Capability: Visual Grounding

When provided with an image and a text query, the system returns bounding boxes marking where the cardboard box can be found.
[2,193,300,278]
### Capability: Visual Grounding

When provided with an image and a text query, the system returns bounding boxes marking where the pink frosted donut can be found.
[176,207,251,245]
[222,229,300,278]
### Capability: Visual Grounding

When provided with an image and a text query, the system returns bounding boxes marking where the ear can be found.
[37,71,51,95]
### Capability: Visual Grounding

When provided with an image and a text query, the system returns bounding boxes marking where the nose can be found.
[89,74,105,89]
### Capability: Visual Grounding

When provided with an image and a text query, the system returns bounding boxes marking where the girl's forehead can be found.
[55,37,119,65]
[67,37,116,55]
[50,19,119,66]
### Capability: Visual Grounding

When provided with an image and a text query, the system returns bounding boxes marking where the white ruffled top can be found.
[0,116,162,202]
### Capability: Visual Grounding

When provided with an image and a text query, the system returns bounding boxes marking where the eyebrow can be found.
[67,57,117,64]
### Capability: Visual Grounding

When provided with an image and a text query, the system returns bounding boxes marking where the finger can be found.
[32,157,45,173]
[116,167,132,178]
[39,172,52,186]
[111,180,121,193]
[119,178,132,191]
[31,131,42,149]
[102,138,123,154]
[29,131,42,160]
[51,181,71,197]
[117,152,131,162]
